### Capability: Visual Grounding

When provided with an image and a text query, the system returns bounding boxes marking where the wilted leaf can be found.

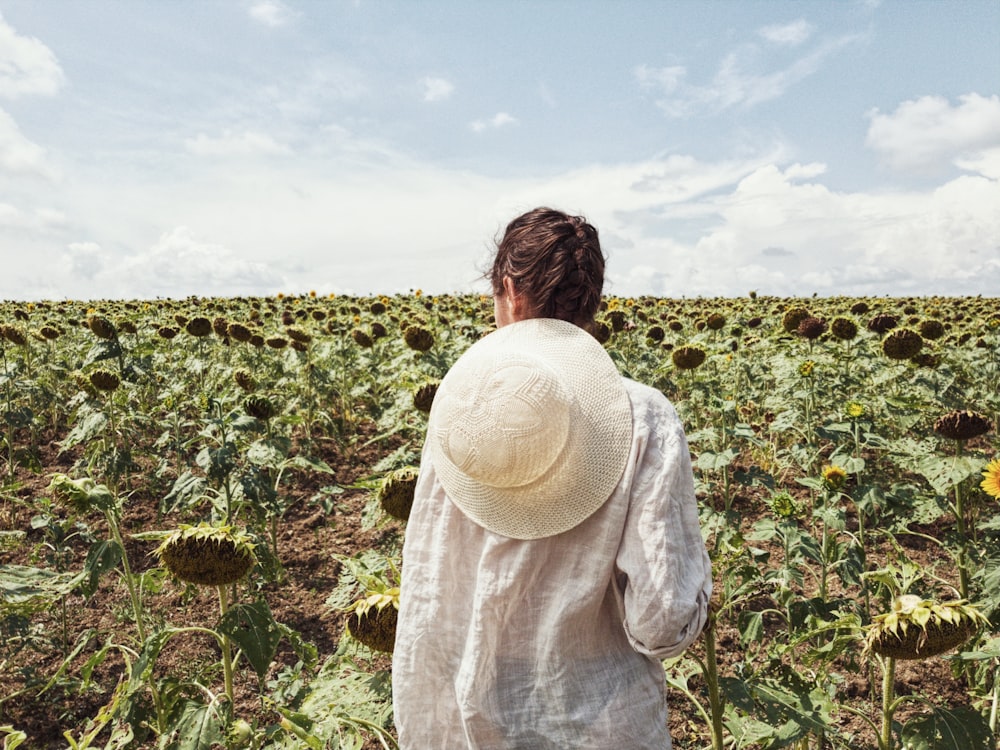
[900,705,993,750]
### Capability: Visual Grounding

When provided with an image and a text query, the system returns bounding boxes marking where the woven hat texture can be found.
[427,318,632,539]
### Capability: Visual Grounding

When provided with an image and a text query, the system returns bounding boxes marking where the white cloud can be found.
[109,227,285,297]
[470,112,519,133]
[644,34,858,117]
[866,93,1000,175]
[758,20,814,46]
[0,108,55,178]
[955,146,1000,181]
[185,130,292,157]
[63,242,108,280]
[634,64,686,94]
[0,13,65,98]
[421,76,454,102]
[248,0,297,27]
[0,200,64,231]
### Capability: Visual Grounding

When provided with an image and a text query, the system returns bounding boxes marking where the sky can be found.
[0,0,998,302]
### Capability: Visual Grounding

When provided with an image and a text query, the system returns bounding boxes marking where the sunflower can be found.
[934,410,992,441]
[156,524,256,587]
[982,458,1000,500]
[822,465,847,491]
[845,401,865,419]
[864,595,988,661]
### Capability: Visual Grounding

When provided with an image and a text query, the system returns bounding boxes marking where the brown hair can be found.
[489,207,605,328]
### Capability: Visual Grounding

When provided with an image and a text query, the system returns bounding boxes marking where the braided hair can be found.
[489,207,605,330]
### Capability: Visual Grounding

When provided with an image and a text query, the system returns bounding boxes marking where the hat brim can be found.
[427,318,632,540]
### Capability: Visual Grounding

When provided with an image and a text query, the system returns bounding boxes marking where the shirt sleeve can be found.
[615,388,712,660]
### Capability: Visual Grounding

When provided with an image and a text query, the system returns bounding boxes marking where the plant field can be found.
[0,292,998,750]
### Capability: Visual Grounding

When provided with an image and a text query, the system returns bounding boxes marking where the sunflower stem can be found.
[702,608,726,750]
[952,442,971,601]
[218,583,235,706]
[880,655,897,750]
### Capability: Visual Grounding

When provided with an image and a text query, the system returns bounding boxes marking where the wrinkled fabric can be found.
[392,378,712,750]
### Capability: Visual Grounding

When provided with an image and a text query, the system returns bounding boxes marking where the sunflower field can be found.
[0,292,998,750]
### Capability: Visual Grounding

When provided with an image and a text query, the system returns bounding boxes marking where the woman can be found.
[392,207,712,749]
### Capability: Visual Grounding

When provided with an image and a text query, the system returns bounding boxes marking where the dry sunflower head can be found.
[156,523,256,587]
[403,325,434,352]
[796,316,827,340]
[830,316,858,341]
[781,307,811,334]
[934,409,992,441]
[864,595,988,661]
[412,381,439,413]
[89,368,121,392]
[87,316,117,340]
[244,395,276,421]
[378,467,419,521]
[228,322,253,342]
[185,317,213,337]
[234,368,255,392]
[672,345,707,371]
[881,328,923,360]
[347,586,399,653]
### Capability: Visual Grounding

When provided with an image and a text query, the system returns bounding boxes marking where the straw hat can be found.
[426,318,632,540]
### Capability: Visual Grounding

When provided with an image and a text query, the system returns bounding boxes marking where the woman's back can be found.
[393,378,710,749]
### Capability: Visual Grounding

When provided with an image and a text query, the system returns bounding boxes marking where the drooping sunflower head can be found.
[89,368,121,392]
[918,319,945,340]
[933,409,992,442]
[672,345,707,371]
[981,458,1000,500]
[378,467,420,521]
[351,328,374,348]
[706,312,726,331]
[781,307,811,334]
[244,395,276,421]
[346,586,400,653]
[403,326,434,352]
[156,523,256,587]
[830,317,858,341]
[233,368,255,392]
[412,381,439,413]
[87,316,117,340]
[867,313,899,335]
[185,317,213,337]
[864,595,988,661]
[228,322,253,342]
[796,316,827,340]
[881,328,923,361]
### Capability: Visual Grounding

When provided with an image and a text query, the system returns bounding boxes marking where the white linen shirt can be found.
[392,378,712,750]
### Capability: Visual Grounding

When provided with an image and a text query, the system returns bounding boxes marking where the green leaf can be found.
[914,454,987,495]
[697,448,738,472]
[78,539,122,598]
[247,438,289,467]
[83,340,122,368]
[738,610,765,647]
[165,699,226,750]
[0,563,83,607]
[218,600,283,681]
[161,471,207,514]
[289,454,334,474]
[900,705,994,750]
[59,409,108,451]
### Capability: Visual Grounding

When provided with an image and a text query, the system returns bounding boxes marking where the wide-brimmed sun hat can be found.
[426,318,633,540]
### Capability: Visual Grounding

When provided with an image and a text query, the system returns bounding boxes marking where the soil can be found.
[0,425,986,749]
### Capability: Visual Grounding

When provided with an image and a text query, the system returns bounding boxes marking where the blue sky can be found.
[1,0,998,300]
